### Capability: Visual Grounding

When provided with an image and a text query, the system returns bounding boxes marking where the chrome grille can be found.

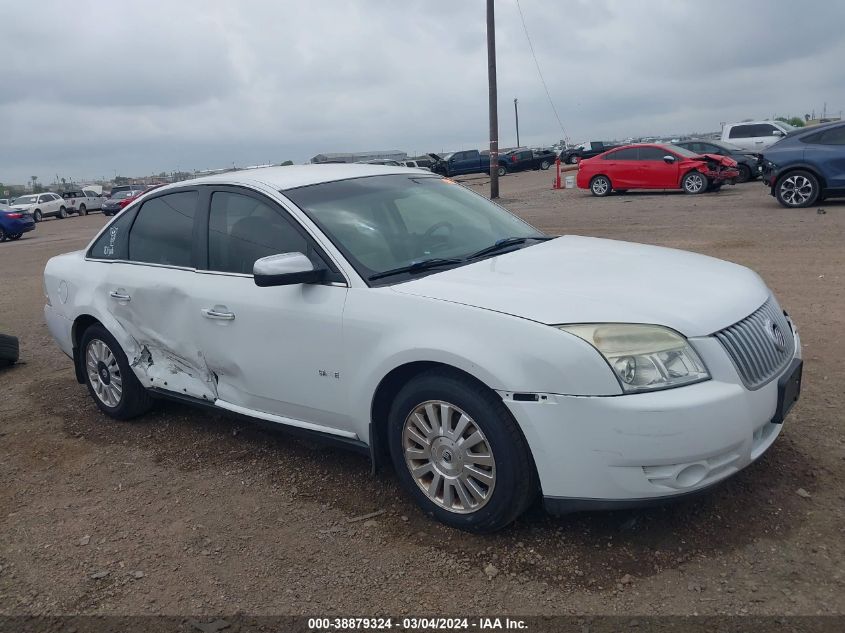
[714,298,794,390]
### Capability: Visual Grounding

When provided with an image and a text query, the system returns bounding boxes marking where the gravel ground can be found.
[1,173,843,617]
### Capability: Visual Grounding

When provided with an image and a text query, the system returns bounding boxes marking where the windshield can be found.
[111,191,137,200]
[285,174,544,283]
[14,195,37,205]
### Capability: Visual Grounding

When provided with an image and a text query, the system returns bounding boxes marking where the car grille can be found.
[713,298,794,390]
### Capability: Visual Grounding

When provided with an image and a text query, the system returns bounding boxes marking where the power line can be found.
[515,0,569,144]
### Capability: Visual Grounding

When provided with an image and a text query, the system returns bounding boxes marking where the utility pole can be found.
[486,0,499,199]
[514,98,520,148]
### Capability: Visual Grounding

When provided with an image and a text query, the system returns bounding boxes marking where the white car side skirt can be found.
[213,399,359,440]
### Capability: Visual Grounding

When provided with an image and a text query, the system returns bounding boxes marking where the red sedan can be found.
[576,144,739,196]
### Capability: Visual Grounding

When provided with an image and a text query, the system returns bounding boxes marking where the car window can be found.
[83,190,96,197]
[728,125,752,139]
[751,124,779,136]
[128,192,198,267]
[207,190,316,275]
[817,126,845,145]
[605,148,638,160]
[637,147,669,161]
[88,208,137,260]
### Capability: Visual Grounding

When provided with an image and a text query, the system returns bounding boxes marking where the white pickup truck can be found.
[61,189,104,215]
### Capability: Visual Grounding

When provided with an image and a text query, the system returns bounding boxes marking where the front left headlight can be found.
[557,323,710,393]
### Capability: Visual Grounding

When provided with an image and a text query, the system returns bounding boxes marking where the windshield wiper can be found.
[369,257,465,281]
[466,236,553,260]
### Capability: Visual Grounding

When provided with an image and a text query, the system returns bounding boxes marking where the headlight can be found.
[557,324,709,393]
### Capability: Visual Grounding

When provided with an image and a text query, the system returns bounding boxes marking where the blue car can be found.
[761,121,845,207]
[0,206,36,242]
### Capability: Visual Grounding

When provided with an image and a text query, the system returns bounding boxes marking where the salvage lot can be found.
[1,171,844,615]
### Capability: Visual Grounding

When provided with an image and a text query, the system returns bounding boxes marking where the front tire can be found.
[567,155,580,165]
[8,233,22,240]
[58,206,68,219]
[80,325,153,420]
[79,204,87,215]
[589,175,611,197]
[736,165,752,183]
[33,209,42,222]
[388,370,536,532]
[682,171,707,194]
[775,170,820,208]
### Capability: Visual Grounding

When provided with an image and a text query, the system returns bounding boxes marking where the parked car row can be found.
[428,148,557,177]
[4,184,161,223]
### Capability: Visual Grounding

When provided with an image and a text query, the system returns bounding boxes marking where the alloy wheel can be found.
[684,173,705,193]
[779,175,814,206]
[591,177,609,195]
[86,338,123,408]
[402,400,496,514]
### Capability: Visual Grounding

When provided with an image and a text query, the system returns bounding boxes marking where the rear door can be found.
[748,123,784,149]
[636,146,680,188]
[601,147,639,188]
[726,124,754,150]
[808,125,845,189]
[188,187,352,434]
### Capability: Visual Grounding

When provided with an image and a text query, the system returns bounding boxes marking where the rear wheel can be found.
[736,165,752,183]
[0,227,5,242]
[33,209,42,222]
[80,325,153,420]
[8,233,22,240]
[682,171,707,194]
[0,333,19,366]
[589,175,611,197]
[388,370,536,532]
[775,170,820,208]
[497,165,508,177]
[567,155,580,164]
[78,204,87,215]
[540,159,551,170]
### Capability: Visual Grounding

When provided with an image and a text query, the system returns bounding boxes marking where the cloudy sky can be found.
[3,0,844,184]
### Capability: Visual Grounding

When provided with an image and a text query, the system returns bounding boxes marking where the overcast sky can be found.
[3,0,844,184]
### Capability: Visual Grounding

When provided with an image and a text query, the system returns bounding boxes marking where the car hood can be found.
[701,153,738,167]
[391,236,769,337]
[10,203,34,210]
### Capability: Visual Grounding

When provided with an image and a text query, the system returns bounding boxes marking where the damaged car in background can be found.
[44,164,802,532]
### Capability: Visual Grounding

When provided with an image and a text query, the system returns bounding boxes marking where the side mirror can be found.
[663,155,676,164]
[772,130,784,137]
[253,252,325,287]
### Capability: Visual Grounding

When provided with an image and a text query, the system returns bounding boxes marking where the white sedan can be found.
[43,165,802,532]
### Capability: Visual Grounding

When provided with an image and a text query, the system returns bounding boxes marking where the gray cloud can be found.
[1,0,843,183]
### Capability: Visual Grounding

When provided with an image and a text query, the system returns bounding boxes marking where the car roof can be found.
[174,164,429,192]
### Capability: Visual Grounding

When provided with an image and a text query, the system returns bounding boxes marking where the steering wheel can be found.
[421,221,454,253]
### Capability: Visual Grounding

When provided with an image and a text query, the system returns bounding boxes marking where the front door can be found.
[636,146,680,188]
[189,187,352,435]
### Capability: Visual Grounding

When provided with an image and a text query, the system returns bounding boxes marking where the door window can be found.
[637,147,669,161]
[605,148,639,160]
[728,125,753,139]
[128,191,198,267]
[207,191,313,275]
[750,124,779,137]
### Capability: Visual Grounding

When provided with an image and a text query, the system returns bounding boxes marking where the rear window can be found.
[605,148,638,160]
[88,209,137,260]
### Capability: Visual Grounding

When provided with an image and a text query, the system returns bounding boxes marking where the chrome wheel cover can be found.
[592,178,609,195]
[402,400,496,514]
[780,175,814,206]
[86,338,123,408]
[685,173,705,192]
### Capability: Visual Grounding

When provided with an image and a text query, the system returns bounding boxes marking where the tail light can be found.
[118,197,135,208]
[6,212,22,219]
[511,155,517,162]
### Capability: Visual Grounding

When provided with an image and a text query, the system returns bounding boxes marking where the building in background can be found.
[310,150,407,164]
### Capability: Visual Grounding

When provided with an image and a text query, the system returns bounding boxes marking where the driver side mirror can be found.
[772,130,785,137]
[663,155,676,164]
[253,252,325,287]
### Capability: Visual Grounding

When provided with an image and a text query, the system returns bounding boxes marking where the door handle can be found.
[202,307,235,321]
[109,290,131,302]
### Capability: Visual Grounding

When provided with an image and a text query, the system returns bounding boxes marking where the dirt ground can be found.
[1,172,843,617]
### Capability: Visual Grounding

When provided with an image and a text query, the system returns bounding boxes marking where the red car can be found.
[576,144,740,196]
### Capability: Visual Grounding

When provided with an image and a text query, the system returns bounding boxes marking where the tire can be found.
[79,204,87,216]
[775,170,820,208]
[33,209,42,222]
[8,233,22,240]
[0,333,19,366]
[589,175,611,197]
[567,155,580,165]
[58,206,68,219]
[682,171,707,194]
[540,159,551,170]
[497,165,507,177]
[0,227,5,242]
[79,324,153,420]
[736,165,752,184]
[387,369,536,532]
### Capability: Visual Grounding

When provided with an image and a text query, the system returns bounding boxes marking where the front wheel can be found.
[388,370,536,532]
[775,170,820,208]
[80,325,153,420]
[682,171,707,194]
[590,175,611,197]
[33,209,42,222]
[497,165,507,177]
[735,165,752,183]
[79,204,87,215]
[58,206,68,219]
[8,233,22,240]
[567,155,580,165]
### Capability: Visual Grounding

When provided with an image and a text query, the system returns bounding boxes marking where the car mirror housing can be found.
[253,252,325,287]
[663,155,676,164]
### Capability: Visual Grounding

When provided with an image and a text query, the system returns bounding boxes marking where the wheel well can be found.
[71,315,102,383]
[369,361,493,470]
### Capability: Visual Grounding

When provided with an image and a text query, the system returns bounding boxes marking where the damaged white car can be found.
[44,165,802,532]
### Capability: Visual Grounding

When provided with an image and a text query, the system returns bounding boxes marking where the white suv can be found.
[720,120,794,150]
[11,192,68,222]
[43,164,802,532]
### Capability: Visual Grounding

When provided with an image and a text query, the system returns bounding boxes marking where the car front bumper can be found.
[501,328,801,513]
